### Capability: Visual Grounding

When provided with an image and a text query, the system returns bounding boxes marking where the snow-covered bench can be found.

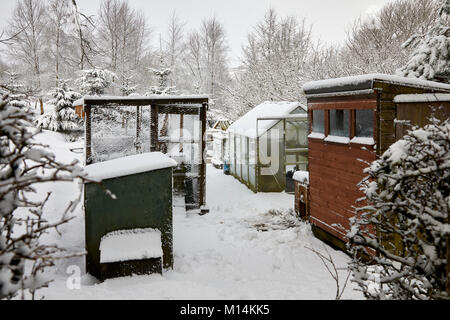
[99,228,163,279]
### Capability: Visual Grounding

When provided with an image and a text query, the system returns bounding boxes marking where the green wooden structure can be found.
[227,101,308,192]
[84,152,177,280]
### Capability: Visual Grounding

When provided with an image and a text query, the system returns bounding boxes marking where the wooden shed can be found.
[302,74,450,250]
[227,101,308,193]
[393,93,450,140]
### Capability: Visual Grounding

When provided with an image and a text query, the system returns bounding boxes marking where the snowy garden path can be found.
[36,130,363,300]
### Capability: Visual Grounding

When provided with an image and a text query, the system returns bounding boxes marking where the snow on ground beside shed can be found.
[32,130,363,300]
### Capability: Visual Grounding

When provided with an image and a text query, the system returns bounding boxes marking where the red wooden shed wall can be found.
[308,96,377,243]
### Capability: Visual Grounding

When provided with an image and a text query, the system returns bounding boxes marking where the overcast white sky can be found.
[0,0,395,66]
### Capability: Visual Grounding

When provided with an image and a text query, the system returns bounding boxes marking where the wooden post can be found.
[136,105,141,153]
[179,113,184,153]
[199,103,207,208]
[85,104,92,165]
[324,109,330,137]
[150,105,159,152]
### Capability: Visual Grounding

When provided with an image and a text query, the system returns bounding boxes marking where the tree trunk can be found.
[39,98,44,115]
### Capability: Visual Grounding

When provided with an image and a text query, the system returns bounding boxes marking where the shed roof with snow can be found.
[227,101,307,139]
[85,152,177,181]
[73,94,209,107]
[302,73,450,96]
[393,93,450,103]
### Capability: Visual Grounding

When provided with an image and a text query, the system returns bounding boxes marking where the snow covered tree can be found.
[34,82,81,132]
[347,117,450,300]
[0,95,93,299]
[344,0,439,76]
[396,0,450,81]
[120,72,137,96]
[1,71,31,110]
[226,9,312,119]
[76,67,117,96]
[146,54,176,96]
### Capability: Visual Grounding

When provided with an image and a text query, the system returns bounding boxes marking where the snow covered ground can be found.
[33,130,363,300]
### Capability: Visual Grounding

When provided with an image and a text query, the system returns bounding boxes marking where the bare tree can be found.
[70,0,97,70]
[97,0,150,77]
[227,8,312,119]
[6,0,47,113]
[45,0,77,87]
[164,11,186,88]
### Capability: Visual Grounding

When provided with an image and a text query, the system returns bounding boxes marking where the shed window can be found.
[329,109,349,137]
[355,109,374,137]
[312,110,324,133]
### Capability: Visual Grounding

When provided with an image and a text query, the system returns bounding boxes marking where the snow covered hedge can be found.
[348,117,449,300]
[0,95,94,299]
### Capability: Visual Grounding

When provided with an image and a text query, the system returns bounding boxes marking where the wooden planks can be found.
[308,138,376,243]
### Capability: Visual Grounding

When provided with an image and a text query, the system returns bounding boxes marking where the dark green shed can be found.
[84,152,177,280]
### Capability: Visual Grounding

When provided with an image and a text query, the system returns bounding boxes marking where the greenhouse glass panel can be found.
[242,137,249,183]
[236,135,241,178]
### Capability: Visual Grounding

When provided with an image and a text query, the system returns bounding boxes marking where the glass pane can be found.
[356,109,374,137]
[286,120,308,148]
[236,136,241,177]
[230,134,235,174]
[312,110,324,133]
[329,109,349,137]
[249,138,256,165]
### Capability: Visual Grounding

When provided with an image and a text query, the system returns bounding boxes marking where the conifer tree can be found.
[34,82,81,132]
[397,0,450,81]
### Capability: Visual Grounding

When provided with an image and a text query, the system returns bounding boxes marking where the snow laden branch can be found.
[347,116,450,300]
[0,96,105,300]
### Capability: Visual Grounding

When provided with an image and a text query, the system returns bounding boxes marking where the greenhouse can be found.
[227,101,308,193]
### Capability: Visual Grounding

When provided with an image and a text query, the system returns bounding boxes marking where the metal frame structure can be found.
[78,95,209,211]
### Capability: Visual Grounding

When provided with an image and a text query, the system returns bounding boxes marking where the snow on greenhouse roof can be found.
[85,152,177,182]
[73,94,209,107]
[100,228,162,263]
[227,101,307,139]
[302,74,450,95]
[394,93,450,103]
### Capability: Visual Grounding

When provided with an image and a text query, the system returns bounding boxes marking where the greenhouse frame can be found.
[227,101,308,193]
